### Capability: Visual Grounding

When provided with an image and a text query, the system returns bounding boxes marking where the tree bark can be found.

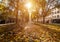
[43,16,45,24]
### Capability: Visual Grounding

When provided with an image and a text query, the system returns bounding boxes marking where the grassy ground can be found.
[0,22,60,42]
[0,23,15,33]
[43,23,60,32]
[34,22,60,32]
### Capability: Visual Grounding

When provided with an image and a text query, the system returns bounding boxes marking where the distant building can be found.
[45,8,60,23]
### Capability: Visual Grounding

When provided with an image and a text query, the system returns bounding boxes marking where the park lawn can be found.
[43,23,60,32]
[0,23,15,33]
[34,22,60,32]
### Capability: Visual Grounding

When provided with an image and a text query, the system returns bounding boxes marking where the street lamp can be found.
[25,2,32,24]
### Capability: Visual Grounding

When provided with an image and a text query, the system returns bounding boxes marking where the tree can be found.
[39,0,59,23]
[0,4,9,20]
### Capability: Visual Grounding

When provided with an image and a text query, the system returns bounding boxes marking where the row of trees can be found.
[38,0,60,23]
[0,4,9,23]
[0,2,17,23]
[5,0,60,24]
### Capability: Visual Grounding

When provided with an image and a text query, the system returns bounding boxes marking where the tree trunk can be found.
[43,16,45,24]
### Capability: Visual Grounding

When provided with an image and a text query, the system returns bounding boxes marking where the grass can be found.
[34,22,60,32]
[43,23,60,32]
[0,23,15,33]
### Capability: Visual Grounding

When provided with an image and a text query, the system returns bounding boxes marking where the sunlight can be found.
[0,0,2,2]
[25,2,32,9]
